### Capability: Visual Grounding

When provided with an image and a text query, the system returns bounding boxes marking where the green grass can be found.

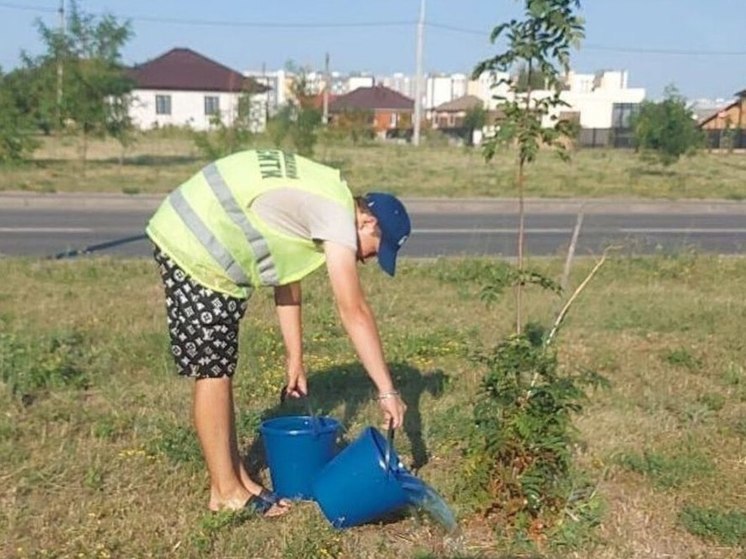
[679,506,746,547]
[2,132,746,199]
[1,254,745,557]
[617,447,713,490]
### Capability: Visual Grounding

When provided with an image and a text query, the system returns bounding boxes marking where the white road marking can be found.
[0,227,94,233]
[414,228,746,234]
[415,228,571,234]
[619,228,746,234]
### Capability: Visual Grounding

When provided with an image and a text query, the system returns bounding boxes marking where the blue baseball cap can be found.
[365,192,411,276]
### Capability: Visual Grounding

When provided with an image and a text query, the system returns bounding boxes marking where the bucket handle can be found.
[384,420,396,476]
[280,385,320,437]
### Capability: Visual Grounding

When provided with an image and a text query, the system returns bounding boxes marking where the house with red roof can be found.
[697,90,746,150]
[127,48,268,131]
[431,95,484,129]
[329,85,414,139]
[430,95,505,145]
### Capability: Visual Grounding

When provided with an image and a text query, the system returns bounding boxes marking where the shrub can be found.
[460,326,607,545]
[631,85,704,166]
[193,114,253,160]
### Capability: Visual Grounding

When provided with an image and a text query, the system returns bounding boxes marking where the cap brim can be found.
[377,241,398,276]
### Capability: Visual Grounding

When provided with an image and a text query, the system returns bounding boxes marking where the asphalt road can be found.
[0,193,744,259]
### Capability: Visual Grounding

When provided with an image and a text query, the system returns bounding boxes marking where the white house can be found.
[473,69,646,129]
[128,48,268,131]
[560,70,646,129]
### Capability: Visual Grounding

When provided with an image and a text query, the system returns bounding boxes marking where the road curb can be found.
[402,197,746,215]
[0,192,744,215]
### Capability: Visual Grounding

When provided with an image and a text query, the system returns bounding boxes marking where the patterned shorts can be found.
[154,247,250,379]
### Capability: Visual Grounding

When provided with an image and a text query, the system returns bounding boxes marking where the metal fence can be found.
[704,129,746,150]
[434,126,746,150]
[579,128,746,150]
[431,126,637,148]
[578,127,635,148]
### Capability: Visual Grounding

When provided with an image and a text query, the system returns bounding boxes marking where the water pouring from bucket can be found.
[382,425,456,532]
[396,469,457,532]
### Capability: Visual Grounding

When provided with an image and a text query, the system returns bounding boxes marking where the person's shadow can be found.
[242,361,449,479]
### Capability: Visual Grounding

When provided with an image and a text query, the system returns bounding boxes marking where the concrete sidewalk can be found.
[0,191,744,215]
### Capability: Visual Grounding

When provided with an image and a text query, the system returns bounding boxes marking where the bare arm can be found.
[274,281,306,398]
[323,241,406,427]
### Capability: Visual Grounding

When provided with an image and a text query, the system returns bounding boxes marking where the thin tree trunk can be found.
[78,130,88,176]
[515,56,535,336]
[515,160,525,335]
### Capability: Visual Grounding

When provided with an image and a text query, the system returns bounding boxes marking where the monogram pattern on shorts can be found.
[154,248,249,379]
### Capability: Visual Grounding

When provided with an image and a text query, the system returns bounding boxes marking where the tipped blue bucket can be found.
[312,426,409,528]
[259,415,340,500]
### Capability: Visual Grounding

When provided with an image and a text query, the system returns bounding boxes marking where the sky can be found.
[1,0,744,102]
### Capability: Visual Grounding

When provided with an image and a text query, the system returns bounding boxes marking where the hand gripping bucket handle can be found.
[280,385,320,437]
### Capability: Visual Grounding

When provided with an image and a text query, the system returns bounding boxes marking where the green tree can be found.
[331,109,374,144]
[514,63,549,92]
[463,2,608,549]
[0,68,40,163]
[462,104,487,146]
[31,0,134,166]
[266,105,293,149]
[1,63,53,135]
[288,72,322,156]
[264,62,323,156]
[631,85,703,166]
[193,87,258,159]
[473,0,584,334]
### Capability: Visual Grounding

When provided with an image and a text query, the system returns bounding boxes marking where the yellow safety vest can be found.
[146,149,354,298]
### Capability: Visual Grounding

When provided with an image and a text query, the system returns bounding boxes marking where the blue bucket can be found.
[259,415,340,500]
[312,426,409,528]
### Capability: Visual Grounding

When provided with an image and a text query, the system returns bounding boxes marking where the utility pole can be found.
[261,62,269,124]
[412,0,425,146]
[56,0,65,128]
[323,52,330,125]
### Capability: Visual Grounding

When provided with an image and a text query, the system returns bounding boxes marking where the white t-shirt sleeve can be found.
[251,188,357,252]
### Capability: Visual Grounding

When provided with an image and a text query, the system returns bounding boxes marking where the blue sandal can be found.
[243,488,287,517]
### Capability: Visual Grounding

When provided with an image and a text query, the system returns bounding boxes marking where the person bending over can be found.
[147,149,411,516]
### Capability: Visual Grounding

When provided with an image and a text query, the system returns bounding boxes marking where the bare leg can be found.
[193,376,290,515]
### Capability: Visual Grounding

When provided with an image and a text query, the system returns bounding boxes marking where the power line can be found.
[0,1,55,13]
[582,44,746,56]
[426,22,746,56]
[426,22,485,36]
[0,2,414,28]
[2,2,745,57]
[114,15,415,29]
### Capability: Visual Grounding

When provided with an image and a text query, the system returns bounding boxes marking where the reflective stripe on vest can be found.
[202,164,279,285]
[167,164,279,287]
